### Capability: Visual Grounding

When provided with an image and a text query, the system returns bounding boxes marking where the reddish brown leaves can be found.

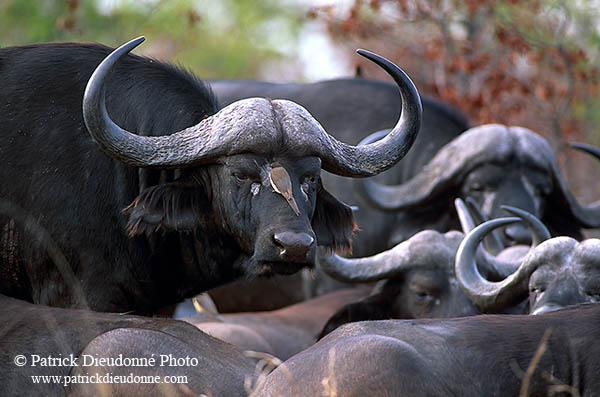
[309,0,598,145]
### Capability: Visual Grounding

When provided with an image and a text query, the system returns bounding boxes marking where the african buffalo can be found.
[0,294,258,396]
[355,124,600,248]
[317,230,479,336]
[209,77,470,257]
[0,37,422,314]
[183,287,371,360]
[202,67,470,313]
[317,203,549,336]
[456,216,600,315]
[253,303,600,396]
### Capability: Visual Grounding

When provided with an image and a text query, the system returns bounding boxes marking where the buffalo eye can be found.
[301,174,319,194]
[585,287,600,302]
[409,285,435,303]
[232,172,260,185]
[588,293,600,302]
[530,286,545,301]
[534,184,551,198]
[463,183,486,203]
[232,172,249,183]
[468,182,485,193]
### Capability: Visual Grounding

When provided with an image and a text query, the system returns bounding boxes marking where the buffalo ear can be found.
[312,181,358,255]
[541,189,584,241]
[125,178,207,237]
[318,294,391,339]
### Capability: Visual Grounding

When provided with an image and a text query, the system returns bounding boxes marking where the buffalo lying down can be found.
[0,37,421,314]
[317,203,550,336]
[253,303,600,397]
[452,143,600,316]
[0,294,257,396]
[319,197,600,336]
[456,217,600,315]
[183,287,371,361]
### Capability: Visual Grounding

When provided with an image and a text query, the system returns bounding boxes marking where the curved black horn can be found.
[455,198,515,280]
[501,205,550,246]
[84,39,421,174]
[465,197,504,254]
[83,38,284,168]
[455,197,476,233]
[83,37,158,167]
[318,245,413,283]
[318,50,422,176]
[456,217,541,311]
[84,37,264,169]
[319,229,462,283]
[561,142,600,227]
[570,142,600,159]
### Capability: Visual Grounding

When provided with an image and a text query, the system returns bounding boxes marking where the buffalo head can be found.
[317,200,550,337]
[354,124,600,248]
[82,37,422,285]
[456,215,600,314]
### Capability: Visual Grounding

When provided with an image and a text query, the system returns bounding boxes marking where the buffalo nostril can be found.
[273,232,315,260]
[531,304,564,315]
[504,224,532,246]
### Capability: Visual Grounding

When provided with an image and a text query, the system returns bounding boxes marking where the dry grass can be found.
[514,327,581,397]
[244,350,293,396]
[321,347,338,397]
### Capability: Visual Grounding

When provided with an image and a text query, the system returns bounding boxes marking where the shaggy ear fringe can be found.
[329,216,359,256]
[318,297,389,339]
[124,181,203,237]
[312,183,359,255]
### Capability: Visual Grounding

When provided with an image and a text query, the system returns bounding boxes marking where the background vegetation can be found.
[310,0,600,203]
[2,0,599,205]
[0,0,306,78]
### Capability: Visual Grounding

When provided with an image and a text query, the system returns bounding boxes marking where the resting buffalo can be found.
[183,287,370,360]
[209,77,470,257]
[0,294,258,396]
[317,203,549,336]
[356,124,600,248]
[317,230,479,336]
[457,217,600,315]
[0,37,422,314]
[253,303,600,397]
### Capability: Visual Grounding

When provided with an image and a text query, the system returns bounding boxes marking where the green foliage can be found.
[0,0,306,78]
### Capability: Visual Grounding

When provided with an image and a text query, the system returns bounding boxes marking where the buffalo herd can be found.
[1,36,599,396]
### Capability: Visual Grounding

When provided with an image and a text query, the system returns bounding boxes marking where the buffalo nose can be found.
[504,223,532,246]
[273,232,315,261]
[532,276,586,315]
[531,304,564,315]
